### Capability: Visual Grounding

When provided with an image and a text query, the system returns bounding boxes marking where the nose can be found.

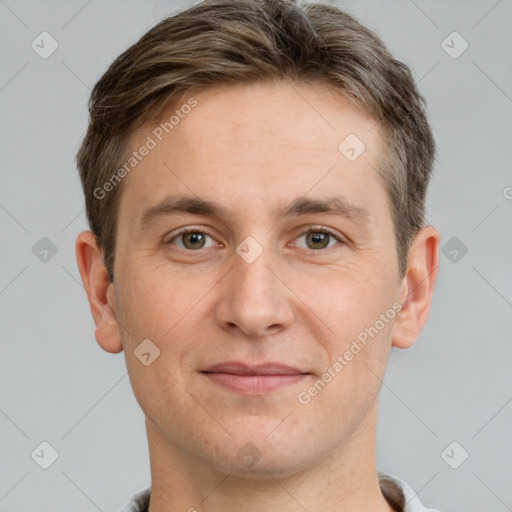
[214,239,295,339]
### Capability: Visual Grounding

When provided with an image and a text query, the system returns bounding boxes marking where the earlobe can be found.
[75,230,123,354]
[391,225,440,349]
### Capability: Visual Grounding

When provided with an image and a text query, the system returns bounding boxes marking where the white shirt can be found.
[118,472,441,511]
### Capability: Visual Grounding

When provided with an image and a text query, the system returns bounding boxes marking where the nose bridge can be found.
[234,237,274,293]
[232,235,279,304]
[216,234,293,337]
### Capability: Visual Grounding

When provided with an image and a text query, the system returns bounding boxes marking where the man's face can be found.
[112,80,405,476]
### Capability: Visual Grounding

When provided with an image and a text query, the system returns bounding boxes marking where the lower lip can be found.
[202,372,308,394]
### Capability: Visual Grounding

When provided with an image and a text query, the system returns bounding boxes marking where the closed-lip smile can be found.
[201,361,311,394]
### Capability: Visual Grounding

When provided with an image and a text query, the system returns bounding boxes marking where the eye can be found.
[165,226,345,252]
[166,228,218,250]
[293,227,344,250]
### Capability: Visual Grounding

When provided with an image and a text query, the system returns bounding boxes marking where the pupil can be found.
[182,232,330,250]
[185,232,204,249]
[307,232,328,249]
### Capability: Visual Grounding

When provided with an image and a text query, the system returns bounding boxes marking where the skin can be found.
[76,79,440,512]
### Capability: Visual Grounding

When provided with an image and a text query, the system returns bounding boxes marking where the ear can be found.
[392,225,440,349]
[75,230,123,353]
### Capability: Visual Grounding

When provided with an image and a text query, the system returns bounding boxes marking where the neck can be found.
[145,400,395,512]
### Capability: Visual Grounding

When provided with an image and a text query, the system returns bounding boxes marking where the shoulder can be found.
[118,476,444,512]
[117,485,151,512]
[379,471,443,512]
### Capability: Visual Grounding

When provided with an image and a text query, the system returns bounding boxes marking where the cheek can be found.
[293,260,394,335]
[116,261,203,342]
[296,265,397,390]
[299,318,394,433]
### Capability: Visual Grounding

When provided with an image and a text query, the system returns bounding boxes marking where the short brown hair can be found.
[76,0,436,282]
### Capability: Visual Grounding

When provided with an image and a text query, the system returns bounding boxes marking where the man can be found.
[75,0,441,510]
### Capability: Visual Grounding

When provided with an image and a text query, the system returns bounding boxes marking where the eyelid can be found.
[165,226,221,247]
[289,225,346,249]
[164,225,347,249]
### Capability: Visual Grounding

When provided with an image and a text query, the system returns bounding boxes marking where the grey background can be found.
[1,0,511,510]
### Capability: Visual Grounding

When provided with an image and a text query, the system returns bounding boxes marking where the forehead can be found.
[120,80,388,228]
[170,80,378,156]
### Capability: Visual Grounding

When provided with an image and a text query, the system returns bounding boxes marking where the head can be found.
[76,0,439,481]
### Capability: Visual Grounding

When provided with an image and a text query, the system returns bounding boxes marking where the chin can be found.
[199,426,316,479]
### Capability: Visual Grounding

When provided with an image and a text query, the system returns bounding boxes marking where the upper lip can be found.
[201,361,308,375]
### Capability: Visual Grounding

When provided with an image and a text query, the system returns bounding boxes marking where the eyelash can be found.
[165,226,346,251]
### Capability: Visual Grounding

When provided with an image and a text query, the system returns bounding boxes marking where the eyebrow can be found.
[139,194,370,230]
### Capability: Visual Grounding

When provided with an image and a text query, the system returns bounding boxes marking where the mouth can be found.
[200,361,311,394]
